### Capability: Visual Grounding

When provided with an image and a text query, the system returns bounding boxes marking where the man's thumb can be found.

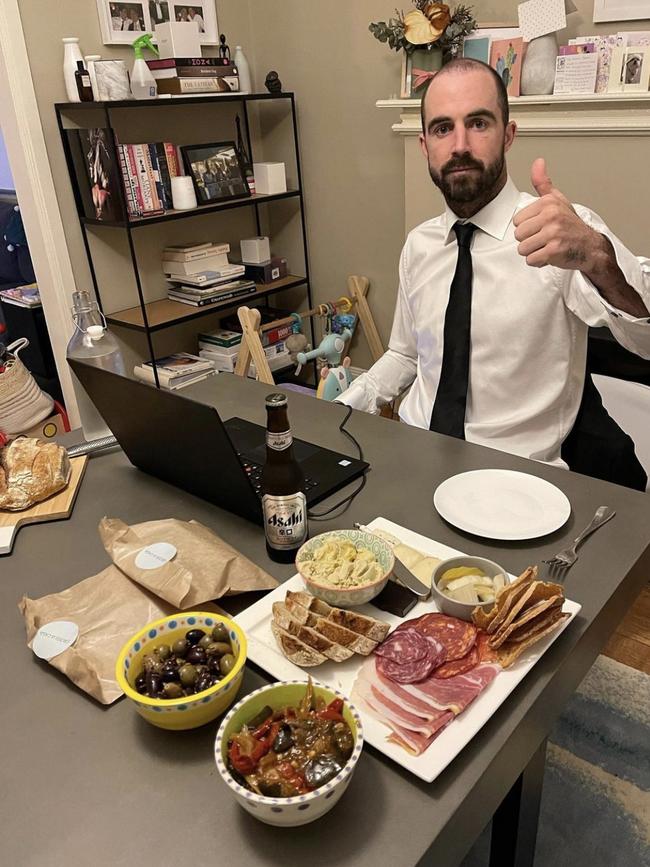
[531,157,554,197]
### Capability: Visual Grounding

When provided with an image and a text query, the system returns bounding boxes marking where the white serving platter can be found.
[235,517,581,783]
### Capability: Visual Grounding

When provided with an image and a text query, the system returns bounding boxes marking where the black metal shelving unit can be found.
[55,92,314,388]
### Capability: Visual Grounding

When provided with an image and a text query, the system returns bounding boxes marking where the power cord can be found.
[308,405,367,521]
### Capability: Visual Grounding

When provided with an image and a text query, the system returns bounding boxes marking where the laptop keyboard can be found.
[239,456,319,498]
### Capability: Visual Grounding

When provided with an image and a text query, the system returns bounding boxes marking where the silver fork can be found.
[543,505,616,580]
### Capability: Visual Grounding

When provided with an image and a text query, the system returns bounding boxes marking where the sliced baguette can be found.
[272,603,354,662]
[283,596,378,655]
[327,608,390,643]
[270,622,327,667]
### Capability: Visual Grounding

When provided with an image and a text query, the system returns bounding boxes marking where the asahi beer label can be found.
[266,429,292,451]
[262,492,308,549]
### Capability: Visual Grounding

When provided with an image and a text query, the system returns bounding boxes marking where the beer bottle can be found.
[261,393,308,563]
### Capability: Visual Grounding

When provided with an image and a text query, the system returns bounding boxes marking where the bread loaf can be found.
[0,437,71,511]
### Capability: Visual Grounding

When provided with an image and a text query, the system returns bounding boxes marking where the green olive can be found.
[161,682,184,699]
[206,641,231,657]
[172,638,189,657]
[198,635,213,650]
[219,653,236,676]
[211,623,229,643]
[154,644,171,661]
[179,663,198,687]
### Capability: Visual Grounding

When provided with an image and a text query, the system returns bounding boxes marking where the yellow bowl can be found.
[115,611,247,730]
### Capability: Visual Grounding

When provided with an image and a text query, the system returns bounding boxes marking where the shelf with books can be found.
[80,190,302,228]
[54,92,294,111]
[105,275,308,332]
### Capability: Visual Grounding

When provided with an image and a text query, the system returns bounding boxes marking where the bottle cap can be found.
[265,393,287,408]
[87,325,104,340]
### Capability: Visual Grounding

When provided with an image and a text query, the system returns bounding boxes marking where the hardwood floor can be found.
[603,584,650,675]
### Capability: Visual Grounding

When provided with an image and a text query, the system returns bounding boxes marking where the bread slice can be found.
[283,596,378,655]
[286,589,332,617]
[271,622,327,667]
[327,607,390,643]
[272,603,354,662]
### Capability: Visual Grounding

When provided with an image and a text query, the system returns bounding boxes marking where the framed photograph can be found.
[180,141,250,205]
[96,0,218,45]
[593,0,650,23]
[622,46,650,89]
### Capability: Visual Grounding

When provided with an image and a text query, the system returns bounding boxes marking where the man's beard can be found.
[428,150,505,213]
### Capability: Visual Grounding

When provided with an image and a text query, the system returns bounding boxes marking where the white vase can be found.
[234,45,253,93]
[62,37,84,102]
[520,33,558,96]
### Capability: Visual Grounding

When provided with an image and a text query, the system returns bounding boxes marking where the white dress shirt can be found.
[339,178,650,467]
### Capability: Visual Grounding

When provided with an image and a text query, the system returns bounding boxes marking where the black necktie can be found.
[429,222,477,439]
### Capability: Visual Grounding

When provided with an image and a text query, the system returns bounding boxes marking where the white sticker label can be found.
[262,492,308,549]
[338,459,352,467]
[266,430,292,451]
[135,542,177,570]
[33,621,79,660]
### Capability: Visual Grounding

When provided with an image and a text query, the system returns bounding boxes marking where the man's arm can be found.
[337,257,419,413]
[513,158,649,318]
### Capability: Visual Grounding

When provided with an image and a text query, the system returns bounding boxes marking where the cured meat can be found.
[374,628,430,662]
[398,662,500,715]
[397,612,476,662]
[376,652,438,684]
[476,630,498,663]
[374,628,447,684]
[433,644,479,679]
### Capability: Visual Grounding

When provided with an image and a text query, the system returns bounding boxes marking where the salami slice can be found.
[433,644,479,679]
[397,613,477,662]
[476,630,498,663]
[376,652,438,684]
[374,628,429,663]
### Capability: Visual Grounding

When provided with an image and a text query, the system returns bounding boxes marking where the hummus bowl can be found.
[295,529,394,608]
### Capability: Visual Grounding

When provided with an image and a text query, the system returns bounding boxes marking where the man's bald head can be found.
[420,58,509,132]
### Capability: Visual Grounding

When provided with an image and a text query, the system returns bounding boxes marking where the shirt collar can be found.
[443,176,521,244]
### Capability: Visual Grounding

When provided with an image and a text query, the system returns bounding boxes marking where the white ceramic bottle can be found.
[63,37,84,102]
[84,54,101,101]
[234,45,252,93]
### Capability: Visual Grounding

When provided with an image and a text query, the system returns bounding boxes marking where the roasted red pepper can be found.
[316,697,345,722]
[228,721,281,775]
[277,761,309,794]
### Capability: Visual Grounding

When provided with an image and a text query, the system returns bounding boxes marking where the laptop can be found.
[69,360,368,524]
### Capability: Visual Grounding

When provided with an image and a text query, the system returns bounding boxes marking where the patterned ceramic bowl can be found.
[115,612,247,730]
[295,529,394,608]
[431,556,511,622]
[215,680,364,827]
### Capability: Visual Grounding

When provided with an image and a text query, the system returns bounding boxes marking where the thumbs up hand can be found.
[513,158,601,271]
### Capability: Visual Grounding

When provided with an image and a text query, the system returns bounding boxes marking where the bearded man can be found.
[338,58,650,488]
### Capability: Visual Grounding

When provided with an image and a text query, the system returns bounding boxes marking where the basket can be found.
[0,338,53,436]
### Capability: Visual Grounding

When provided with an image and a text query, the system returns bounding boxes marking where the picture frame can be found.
[96,0,218,46]
[593,0,650,23]
[607,45,650,90]
[180,141,250,205]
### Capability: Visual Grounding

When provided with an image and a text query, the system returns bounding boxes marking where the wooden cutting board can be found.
[0,455,88,555]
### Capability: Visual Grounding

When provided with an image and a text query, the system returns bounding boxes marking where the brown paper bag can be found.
[99,516,277,608]
[19,565,177,704]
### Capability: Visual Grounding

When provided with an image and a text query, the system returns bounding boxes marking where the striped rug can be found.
[463,655,650,866]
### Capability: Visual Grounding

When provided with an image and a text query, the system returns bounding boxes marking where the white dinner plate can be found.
[433,469,571,540]
[235,517,581,783]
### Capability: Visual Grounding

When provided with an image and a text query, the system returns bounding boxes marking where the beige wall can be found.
[16,0,650,379]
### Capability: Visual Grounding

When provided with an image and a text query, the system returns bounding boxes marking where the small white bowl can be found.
[431,556,510,622]
[215,680,363,827]
[295,529,394,608]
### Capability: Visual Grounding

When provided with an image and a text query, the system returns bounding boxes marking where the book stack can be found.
[117,142,182,218]
[163,242,256,308]
[133,353,216,390]
[147,58,240,96]
[0,283,41,308]
[198,327,292,374]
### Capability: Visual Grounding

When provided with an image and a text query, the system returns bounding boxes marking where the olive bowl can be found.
[215,681,364,827]
[115,612,247,730]
[295,529,394,608]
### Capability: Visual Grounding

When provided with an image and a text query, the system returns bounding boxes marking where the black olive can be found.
[185,629,206,646]
[273,724,293,754]
[210,674,222,686]
[185,646,207,665]
[146,671,162,698]
[207,655,223,675]
[206,641,231,657]
[194,671,212,694]
[134,673,147,694]
[333,724,354,760]
[248,705,273,729]
[160,659,179,682]
[211,622,229,643]
[172,638,189,657]
[304,755,343,789]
